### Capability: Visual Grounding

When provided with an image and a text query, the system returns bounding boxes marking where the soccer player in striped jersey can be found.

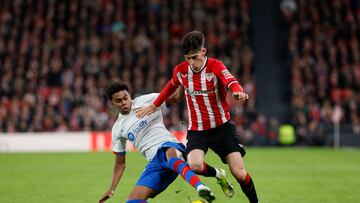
[137,31,259,203]
[99,82,215,203]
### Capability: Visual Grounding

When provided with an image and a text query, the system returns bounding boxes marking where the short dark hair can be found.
[180,30,205,55]
[106,82,129,100]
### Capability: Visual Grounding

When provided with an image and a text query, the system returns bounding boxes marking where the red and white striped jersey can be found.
[172,57,242,131]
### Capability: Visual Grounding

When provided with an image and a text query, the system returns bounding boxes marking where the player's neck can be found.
[190,56,207,73]
[120,110,130,115]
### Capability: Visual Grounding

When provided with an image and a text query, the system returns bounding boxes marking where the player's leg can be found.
[164,143,215,202]
[166,147,204,189]
[186,129,233,199]
[131,152,179,202]
[186,149,226,179]
[127,186,155,203]
[187,149,206,173]
[186,130,220,177]
[187,126,235,198]
[226,152,258,203]
[211,121,258,202]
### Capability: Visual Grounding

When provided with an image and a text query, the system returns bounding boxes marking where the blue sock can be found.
[168,157,203,189]
[126,199,147,203]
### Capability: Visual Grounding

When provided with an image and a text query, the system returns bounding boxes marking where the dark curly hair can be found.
[106,82,129,100]
[180,30,205,55]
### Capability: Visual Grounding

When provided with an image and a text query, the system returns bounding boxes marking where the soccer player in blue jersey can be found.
[98,82,215,203]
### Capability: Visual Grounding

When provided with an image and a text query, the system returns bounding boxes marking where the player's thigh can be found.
[163,143,187,160]
[210,121,246,163]
[166,147,181,159]
[128,186,156,200]
[186,130,209,156]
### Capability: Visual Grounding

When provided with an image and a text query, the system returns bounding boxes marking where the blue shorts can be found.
[136,141,186,197]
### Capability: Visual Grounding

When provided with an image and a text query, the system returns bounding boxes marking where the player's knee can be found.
[128,189,150,200]
[188,161,204,173]
[231,167,247,181]
[127,195,149,202]
[165,148,184,160]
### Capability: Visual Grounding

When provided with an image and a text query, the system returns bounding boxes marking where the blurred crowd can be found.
[281,0,360,145]
[0,0,276,145]
[2,0,359,146]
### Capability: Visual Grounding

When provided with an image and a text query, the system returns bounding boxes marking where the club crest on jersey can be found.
[221,70,233,79]
[127,132,135,141]
[205,73,213,81]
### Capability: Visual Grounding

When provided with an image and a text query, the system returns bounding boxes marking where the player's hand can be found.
[232,92,249,103]
[136,104,157,118]
[98,190,114,203]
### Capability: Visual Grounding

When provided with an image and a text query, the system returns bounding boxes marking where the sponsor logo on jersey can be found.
[221,70,233,79]
[133,120,148,134]
[127,120,148,142]
[181,73,188,78]
[185,88,215,96]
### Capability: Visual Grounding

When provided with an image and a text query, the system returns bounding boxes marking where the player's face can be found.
[184,48,206,71]
[110,90,132,115]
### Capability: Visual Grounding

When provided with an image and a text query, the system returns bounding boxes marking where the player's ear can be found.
[201,47,207,55]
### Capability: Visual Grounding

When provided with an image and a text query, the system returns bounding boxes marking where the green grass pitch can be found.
[0,148,359,203]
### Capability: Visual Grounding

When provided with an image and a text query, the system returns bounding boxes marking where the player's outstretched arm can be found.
[99,154,126,203]
[137,80,179,118]
[166,86,185,105]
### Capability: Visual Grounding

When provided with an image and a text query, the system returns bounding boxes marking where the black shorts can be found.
[186,120,246,164]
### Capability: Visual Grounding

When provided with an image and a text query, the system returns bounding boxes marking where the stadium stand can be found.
[4,0,358,146]
[281,0,360,145]
[0,0,271,145]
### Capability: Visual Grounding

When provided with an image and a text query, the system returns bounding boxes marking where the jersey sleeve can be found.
[153,65,182,107]
[212,60,243,92]
[171,65,181,86]
[138,93,160,104]
[141,93,168,110]
[152,80,179,107]
[111,125,126,155]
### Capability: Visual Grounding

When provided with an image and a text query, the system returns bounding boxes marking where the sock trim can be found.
[168,157,203,189]
[202,162,207,174]
[172,159,183,172]
[126,199,147,203]
[244,172,251,184]
[190,176,202,188]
